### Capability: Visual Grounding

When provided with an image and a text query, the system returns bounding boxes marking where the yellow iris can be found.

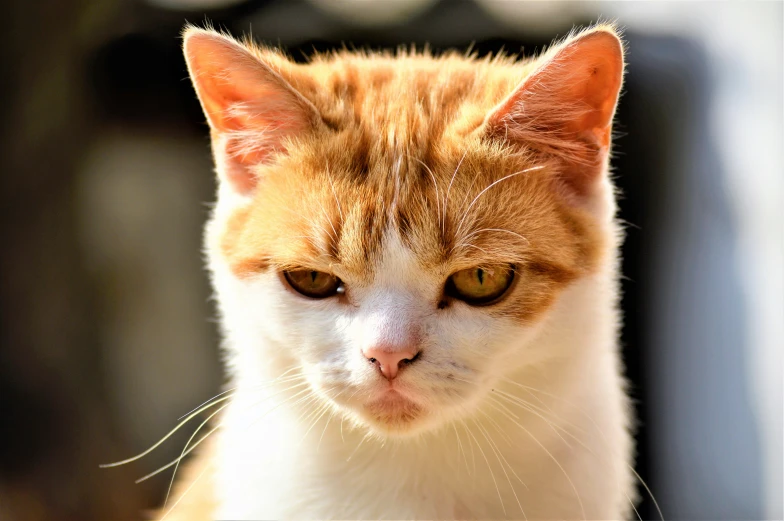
[284,269,342,298]
[447,265,514,305]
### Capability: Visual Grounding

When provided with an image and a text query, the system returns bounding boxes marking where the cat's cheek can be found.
[210,267,322,370]
[438,304,541,382]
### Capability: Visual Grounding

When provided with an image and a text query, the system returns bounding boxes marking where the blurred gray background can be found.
[0,1,780,520]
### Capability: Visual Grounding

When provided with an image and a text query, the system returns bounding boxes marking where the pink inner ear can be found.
[559,35,624,147]
[486,30,624,197]
[183,29,318,194]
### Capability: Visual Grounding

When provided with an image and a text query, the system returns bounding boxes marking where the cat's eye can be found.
[445,264,515,305]
[284,269,343,299]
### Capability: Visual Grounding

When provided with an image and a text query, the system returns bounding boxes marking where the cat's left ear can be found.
[484,26,624,199]
[183,27,322,195]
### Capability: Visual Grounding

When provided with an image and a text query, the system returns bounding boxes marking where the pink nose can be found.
[363,346,419,380]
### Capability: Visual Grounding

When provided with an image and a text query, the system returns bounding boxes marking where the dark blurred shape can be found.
[91,32,196,126]
[0,0,149,519]
[615,33,761,520]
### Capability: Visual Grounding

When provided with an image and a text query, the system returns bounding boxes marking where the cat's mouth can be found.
[361,388,423,432]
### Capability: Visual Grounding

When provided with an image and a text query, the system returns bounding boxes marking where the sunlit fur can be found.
[162,23,636,520]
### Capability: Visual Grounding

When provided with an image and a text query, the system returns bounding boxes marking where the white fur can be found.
[200,180,635,520]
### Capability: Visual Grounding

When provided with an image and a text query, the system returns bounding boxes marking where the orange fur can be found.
[193,26,621,323]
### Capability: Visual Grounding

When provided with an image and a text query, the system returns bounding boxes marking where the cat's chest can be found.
[209,385,629,520]
[215,458,485,521]
[213,402,507,519]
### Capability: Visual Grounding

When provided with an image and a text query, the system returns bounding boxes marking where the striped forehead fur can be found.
[215,27,615,321]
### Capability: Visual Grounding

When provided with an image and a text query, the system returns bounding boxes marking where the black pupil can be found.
[310,271,318,284]
[477,268,484,285]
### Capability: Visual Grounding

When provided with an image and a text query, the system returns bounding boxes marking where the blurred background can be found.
[0,0,781,520]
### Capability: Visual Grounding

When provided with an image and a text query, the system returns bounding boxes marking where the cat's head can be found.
[183,26,624,436]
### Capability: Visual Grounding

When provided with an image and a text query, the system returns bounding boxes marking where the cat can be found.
[157,22,636,520]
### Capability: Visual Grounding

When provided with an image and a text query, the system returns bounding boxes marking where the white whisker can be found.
[177,388,235,421]
[298,388,340,447]
[99,393,235,469]
[414,156,442,229]
[136,404,225,485]
[499,390,586,520]
[463,418,505,515]
[159,461,210,521]
[176,368,303,421]
[454,228,530,254]
[326,171,344,224]
[492,390,575,449]
[163,402,228,508]
[474,418,526,519]
[443,151,468,233]
[346,431,371,462]
[505,379,663,520]
[452,422,469,476]
[455,165,545,238]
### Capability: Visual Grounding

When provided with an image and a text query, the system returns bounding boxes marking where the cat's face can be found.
[215,146,600,436]
[184,26,623,436]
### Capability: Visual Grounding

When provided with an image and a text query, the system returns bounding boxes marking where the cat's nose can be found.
[363,347,420,380]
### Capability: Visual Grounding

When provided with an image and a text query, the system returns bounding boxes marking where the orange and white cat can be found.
[163,23,634,520]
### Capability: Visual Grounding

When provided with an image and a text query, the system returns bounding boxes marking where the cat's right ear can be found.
[183,28,321,195]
